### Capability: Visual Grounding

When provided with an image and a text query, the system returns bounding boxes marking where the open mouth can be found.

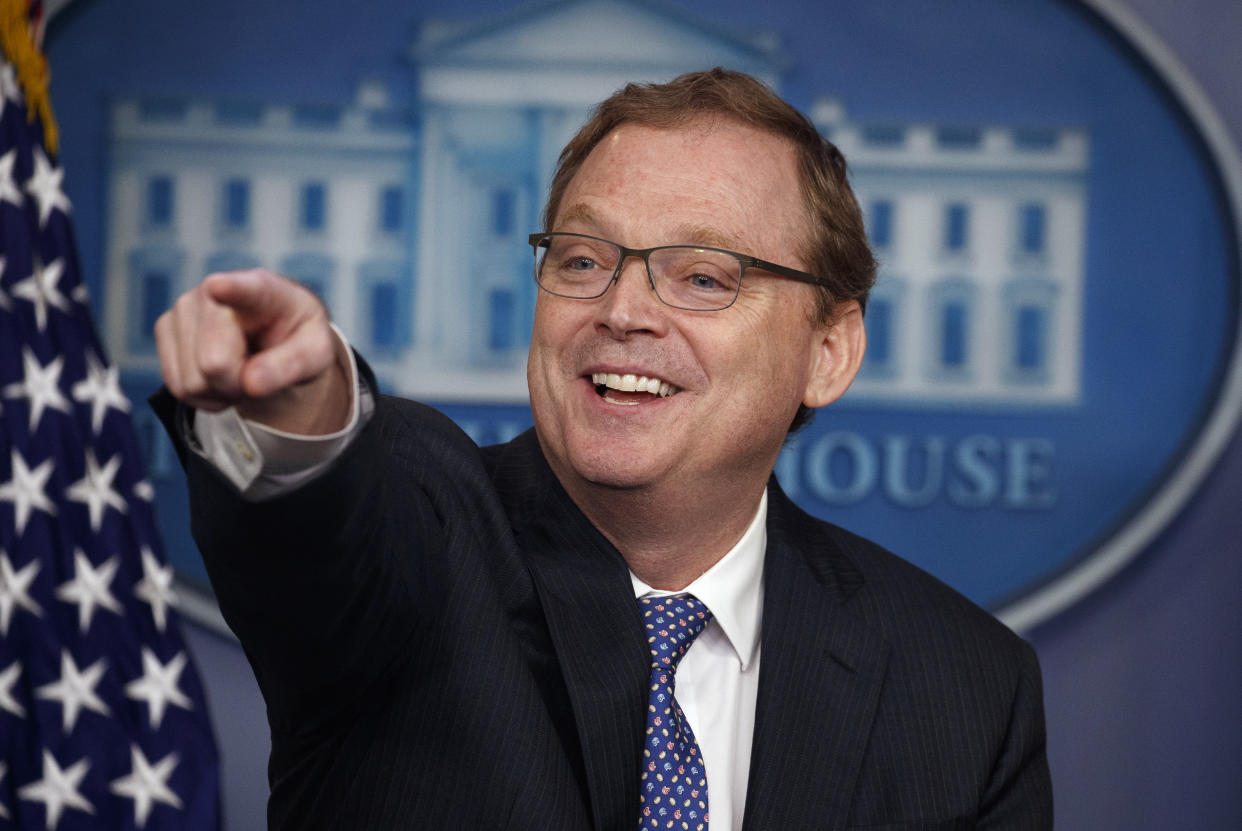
[590,372,679,405]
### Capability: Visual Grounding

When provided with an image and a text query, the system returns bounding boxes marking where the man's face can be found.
[527,119,848,500]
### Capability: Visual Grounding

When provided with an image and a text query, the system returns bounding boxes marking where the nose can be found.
[594,256,668,339]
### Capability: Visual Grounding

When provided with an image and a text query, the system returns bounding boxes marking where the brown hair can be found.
[543,68,876,431]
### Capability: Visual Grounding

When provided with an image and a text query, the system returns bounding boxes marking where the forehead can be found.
[556,119,806,260]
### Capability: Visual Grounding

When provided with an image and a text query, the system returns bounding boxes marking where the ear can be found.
[802,299,866,409]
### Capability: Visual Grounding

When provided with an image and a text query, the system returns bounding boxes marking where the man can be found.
[154,69,1052,830]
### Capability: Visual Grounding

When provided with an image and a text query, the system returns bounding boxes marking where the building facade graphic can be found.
[101,0,1087,410]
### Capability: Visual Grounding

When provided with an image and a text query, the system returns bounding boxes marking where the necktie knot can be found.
[638,593,713,672]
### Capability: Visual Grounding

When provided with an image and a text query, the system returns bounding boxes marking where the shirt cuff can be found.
[191,324,374,499]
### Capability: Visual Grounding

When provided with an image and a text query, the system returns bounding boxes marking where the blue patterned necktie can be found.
[637,593,713,830]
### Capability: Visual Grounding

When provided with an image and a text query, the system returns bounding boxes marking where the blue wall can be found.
[50,0,1242,828]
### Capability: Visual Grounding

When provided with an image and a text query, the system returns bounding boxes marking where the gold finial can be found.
[0,0,58,154]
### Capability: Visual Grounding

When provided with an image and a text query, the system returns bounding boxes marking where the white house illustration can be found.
[101,0,1087,412]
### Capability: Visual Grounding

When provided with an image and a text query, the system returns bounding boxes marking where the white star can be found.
[0,660,25,718]
[0,148,22,207]
[133,479,155,502]
[0,549,43,635]
[66,448,127,532]
[0,449,57,536]
[125,648,192,729]
[0,62,20,110]
[134,547,177,632]
[3,347,71,432]
[0,762,9,820]
[11,258,69,331]
[0,264,12,312]
[55,549,122,633]
[17,750,95,830]
[25,148,71,227]
[35,649,110,733]
[71,350,130,434]
[110,745,183,828]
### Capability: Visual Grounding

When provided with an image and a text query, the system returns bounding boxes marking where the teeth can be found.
[591,372,679,398]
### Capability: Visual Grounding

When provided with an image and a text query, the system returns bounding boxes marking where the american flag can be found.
[0,9,220,830]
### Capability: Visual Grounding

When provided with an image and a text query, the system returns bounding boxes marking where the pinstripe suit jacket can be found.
[160,386,1052,830]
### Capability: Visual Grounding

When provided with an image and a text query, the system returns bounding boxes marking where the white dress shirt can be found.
[193,332,766,831]
[630,492,765,831]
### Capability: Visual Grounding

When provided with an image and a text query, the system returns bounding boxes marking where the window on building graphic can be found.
[372,282,398,348]
[943,203,969,253]
[862,124,905,147]
[489,288,516,352]
[141,271,170,342]
[1014,128,1059,151]
[936,126,982,149]
[868,200,894,249]
[147,176,174,228]
[492,188,515,237]
[1003,278,1058,384]
[941,301,968,368]
[361,259,409,350]
[128,246,183,353]
[293,104,342,129]
[282,253,334,305]
[864,297,893,370]
[859,280,904,381]
[1015,305,1047,370]
[300,182,327,232]
[216,100,264,126]
[380,185,403,234]
[928,279,976,379]
[223,178,250,230]
[1019,203,1047,255]
[204,251,260,275]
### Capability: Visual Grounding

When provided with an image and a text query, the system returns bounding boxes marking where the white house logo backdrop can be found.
[48,0,1241,630]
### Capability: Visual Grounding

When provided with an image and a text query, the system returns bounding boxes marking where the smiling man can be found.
[154,70,1052,830]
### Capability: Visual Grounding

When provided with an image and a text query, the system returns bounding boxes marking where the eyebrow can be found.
[554,205,747,253]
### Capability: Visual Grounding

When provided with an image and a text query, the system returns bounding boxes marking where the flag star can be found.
[0,62,20,109]
[25,148,71,227]
[11,257,69,331]
[35,649,111,733]
[0,762,9,819]
[0,449,57,536]
[71,350,131,434]
[0,549,43,635]
[110,745,183,828]
[55,549,122,633]
[0,660,26,718]
[0,148,22,206]
[3,347,71,432]
[125,648,192,729]
[66,448,127,532]
[133,479,155,502]
[17,750,95,830]
[134,546,177,632]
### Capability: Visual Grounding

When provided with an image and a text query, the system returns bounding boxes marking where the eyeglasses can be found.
[528,232,828,312]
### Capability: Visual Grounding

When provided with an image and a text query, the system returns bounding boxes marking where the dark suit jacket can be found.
[158,386,1052,830]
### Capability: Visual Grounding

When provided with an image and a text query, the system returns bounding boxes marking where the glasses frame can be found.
[528,232,829,312]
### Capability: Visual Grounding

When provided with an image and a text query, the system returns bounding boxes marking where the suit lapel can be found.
[742,485,891,831]
[496,433,649,831]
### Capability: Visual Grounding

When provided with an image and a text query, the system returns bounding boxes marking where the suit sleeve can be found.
[977,640,1054,830]
[152,380,477,741]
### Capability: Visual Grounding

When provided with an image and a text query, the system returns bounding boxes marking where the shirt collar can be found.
[630,489,766,671]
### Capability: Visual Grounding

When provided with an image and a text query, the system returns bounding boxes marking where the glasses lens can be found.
[650,247,742,311]
[534,234,619,298]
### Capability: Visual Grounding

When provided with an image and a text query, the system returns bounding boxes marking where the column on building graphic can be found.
[103,81,417,388]
[813,100,1088,406]
[401,0,783,402]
